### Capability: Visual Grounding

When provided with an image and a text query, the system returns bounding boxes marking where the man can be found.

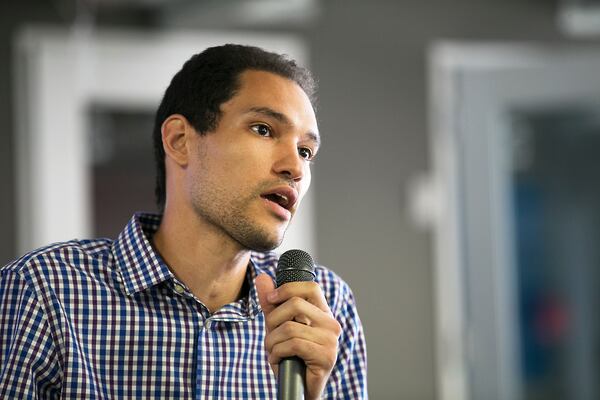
[0,44,367,399]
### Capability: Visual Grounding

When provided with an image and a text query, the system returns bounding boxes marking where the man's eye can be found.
[298,147,314,160]
[251,124,271,137]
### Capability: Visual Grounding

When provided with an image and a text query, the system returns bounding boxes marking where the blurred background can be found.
[2,0,600,399]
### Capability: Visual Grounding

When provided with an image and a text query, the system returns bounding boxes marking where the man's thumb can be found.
[255,273,276,315]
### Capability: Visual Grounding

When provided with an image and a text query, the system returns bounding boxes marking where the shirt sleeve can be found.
[324,283,368,399]
[0,267,62,399]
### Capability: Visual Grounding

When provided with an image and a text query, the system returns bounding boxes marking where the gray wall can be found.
[0,1,573,398]
[310,1,564,398]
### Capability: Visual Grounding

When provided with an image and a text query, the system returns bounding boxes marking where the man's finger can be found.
[265,321,331,354]
[269,281,330,314]
[264,297,338,333]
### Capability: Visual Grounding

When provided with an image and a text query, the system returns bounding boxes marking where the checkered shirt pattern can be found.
[0,213,368,399]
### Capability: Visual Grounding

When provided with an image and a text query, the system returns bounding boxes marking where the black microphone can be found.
[275,249,316,400]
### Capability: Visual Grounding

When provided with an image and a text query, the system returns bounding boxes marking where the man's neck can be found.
[152,207,251,314]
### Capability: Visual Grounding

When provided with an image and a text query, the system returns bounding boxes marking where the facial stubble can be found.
[190,178,292,252]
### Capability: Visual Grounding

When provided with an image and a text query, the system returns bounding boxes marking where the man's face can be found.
[186,70,319,251]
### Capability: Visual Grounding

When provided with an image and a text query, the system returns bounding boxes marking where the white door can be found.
[428,44,600,400]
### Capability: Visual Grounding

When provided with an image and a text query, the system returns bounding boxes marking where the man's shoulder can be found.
[313,264,352,295]
[2,238,114,281]
[313,264,355,318]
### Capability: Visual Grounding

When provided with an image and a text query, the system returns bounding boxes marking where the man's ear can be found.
[161,114,191,166]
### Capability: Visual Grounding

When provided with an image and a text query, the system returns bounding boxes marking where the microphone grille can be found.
[276,249,316,288]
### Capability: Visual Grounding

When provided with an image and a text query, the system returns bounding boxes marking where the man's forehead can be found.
[227,71,318,128]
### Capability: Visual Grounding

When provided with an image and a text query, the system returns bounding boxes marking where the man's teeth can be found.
[267,193,288,206]
[274,194,288,204]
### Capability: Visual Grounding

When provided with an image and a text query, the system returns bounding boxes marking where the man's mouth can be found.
[263,193,290,208]
[260,186,298,212]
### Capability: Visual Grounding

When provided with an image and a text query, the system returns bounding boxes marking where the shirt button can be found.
[174,284,186,294]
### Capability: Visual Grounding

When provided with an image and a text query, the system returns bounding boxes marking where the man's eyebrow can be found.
[305,131,321,148]
[247,106,321,147]
[247,106,289,124]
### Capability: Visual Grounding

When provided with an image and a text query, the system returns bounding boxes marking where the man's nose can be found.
[272,142,305,181]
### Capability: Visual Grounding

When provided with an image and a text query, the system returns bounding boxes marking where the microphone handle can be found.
[278,356,305,400]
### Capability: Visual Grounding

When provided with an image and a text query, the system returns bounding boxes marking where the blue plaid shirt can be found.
[0,213,367,399]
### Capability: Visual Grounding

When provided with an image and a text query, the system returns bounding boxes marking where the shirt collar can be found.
[112,213,279,319]
[246,254,276,318]
[112,212,175,295]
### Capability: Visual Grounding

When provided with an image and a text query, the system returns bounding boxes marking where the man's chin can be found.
[244,235,283,252]
[234,228,284,253]
[226,216,288,252]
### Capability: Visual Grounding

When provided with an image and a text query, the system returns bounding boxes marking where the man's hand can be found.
[255,273,342,400]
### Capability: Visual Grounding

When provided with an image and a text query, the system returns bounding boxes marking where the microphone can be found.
[275,249,316,400]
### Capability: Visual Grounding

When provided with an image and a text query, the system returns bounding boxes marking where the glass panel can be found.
[89,106,158,238]
[510,106,600,400]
